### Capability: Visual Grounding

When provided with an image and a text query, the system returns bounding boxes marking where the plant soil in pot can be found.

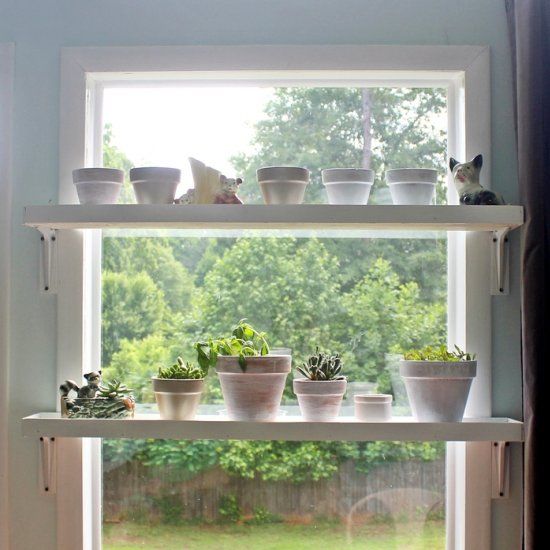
[257,166,309,204]
[400,345,477,422]
[152,358,205,420]
[385,168,437,205]
[72,168,124,204]
[195,320,290,421]
[130,166,181,204]
[293,349,347,421]
[322,168,374,205]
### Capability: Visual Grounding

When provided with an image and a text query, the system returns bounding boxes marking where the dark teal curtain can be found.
[505,1,550,548]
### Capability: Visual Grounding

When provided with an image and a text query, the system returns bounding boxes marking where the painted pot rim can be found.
[293,378,347,395]
[354,393,393,403]
[129,166,181,182]
[152,377,205,392]
[399,360,477,379]
[215,354,291,374]
[322,168,374,183]
[72,167,124,183]
[257,166,310,182]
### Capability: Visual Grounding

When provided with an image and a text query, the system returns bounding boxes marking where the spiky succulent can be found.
[297,348,345,381]
[97,379,133,399]
[157,357,205,379]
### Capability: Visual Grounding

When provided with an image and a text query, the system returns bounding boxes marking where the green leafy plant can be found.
[297,347,345,381]
[245,505,283,525]
[195,319,270,372]
[157,356,205,379]
[403,345,476,362]
[218,494,242,524]
[97,379,133,399]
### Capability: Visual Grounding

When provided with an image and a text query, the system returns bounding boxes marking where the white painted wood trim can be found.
[56,44,512,550]
[22,413,524,442]
[0,41,14,550]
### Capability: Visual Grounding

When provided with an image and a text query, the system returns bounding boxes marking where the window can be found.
[54,45,513,550]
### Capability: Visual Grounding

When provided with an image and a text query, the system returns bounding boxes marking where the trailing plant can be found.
[97,379,133,399]
[157,356,205,379]
[195,319,270,372]
[403,345,475,362]
[297,347,345,381]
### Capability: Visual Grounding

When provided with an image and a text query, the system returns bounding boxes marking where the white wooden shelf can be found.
[22,413,524,442]
[23,204,524,232]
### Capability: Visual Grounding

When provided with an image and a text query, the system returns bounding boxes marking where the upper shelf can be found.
[23,205,524,232]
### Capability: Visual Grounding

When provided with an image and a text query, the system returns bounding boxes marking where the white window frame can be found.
[55,45,519,550]
[0,42,15,550]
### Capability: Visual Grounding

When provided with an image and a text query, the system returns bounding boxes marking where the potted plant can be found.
[195,320,291,421]
[59,372,135,419]
[293,348,347,421]
[400,345,477,422]
[152,357,206,420]
[385,168,437,205]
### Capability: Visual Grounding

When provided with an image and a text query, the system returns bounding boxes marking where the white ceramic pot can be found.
[257,166,309,205]
[385,168,437,205]
[130,167,181,204]
[322,168,374,205]
[72,168,124,204]
[215,355,291,421]
[152,378,204,420]
[399,360,477,422]
[293,378,347,421]
[354,394,393,422]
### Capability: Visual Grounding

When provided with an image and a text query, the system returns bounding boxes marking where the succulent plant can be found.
[403,345,476,362]
[297,348,345,381]
[157,357,205,379]
[97,379,133,399]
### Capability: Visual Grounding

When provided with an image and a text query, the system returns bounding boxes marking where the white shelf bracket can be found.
[491,228,510,295]
[39,436,56,494]
[491,441,510,499]
[37,226,58,294]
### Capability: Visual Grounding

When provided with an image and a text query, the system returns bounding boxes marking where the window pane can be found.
[100,84,448,549]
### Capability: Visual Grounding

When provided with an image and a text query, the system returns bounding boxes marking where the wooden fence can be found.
[103,458,445,523]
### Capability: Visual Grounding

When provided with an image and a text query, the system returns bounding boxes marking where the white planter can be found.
[293,378,347,421]
[354,394,392,422]
[152,377,204,420]
[322,168,374,205]
[257,166,309,204]
[72,168,124,204]
[130,167,181,204]
[400,360,477,422]
[386,168,437,205]
[216,355,291,421]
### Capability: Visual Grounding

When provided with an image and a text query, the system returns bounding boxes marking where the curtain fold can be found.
[505,1,550,548]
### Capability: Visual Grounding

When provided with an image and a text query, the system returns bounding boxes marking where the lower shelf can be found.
[22,413,524,442]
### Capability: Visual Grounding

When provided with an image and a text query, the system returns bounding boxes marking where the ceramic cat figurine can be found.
[449,154,505,205]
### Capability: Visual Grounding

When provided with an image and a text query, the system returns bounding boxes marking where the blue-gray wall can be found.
[0,1,520,548]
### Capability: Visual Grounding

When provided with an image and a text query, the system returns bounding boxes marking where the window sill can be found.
[22,412,523,442]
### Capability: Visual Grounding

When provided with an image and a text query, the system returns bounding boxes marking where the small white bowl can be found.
[257,166,310,205]
[72,168,124,204]
[129,167,181,204]
[354,394,393,422]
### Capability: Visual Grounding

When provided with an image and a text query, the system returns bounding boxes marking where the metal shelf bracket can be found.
[491,441,510,499]
[491,228,510,295]
[37,226,57,294]
[39,436,56,494]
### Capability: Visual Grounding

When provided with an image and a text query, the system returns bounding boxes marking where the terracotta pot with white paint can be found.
[400,360,477,422]
[152,378,204,420]
[293,378,347,421]
[215,355,291,421]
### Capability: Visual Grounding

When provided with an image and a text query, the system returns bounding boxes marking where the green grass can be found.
[103,520,445,549]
